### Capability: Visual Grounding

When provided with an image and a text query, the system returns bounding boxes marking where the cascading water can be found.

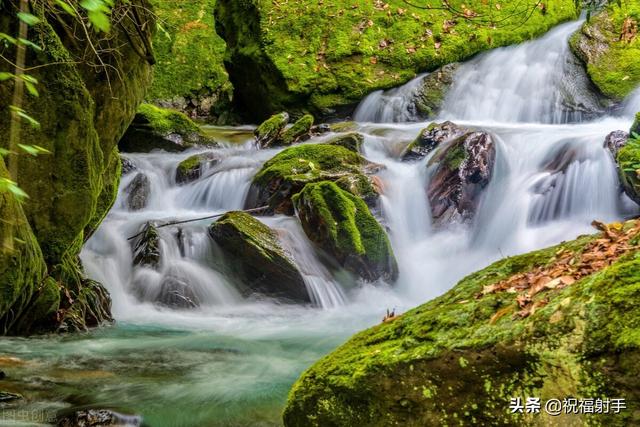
[3,20,640,427]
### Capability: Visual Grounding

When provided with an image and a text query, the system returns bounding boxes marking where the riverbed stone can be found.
[57,409,142,427]
[325,132,364,153]
[132,222,161,269]
[209,212,310,303]
[427,130,496,226]
[294,181,397,282]
[125,173,151,211]
[402,121,468,161]
[280,114,315,145]
[413,63,459,118]
[605,130,630,158]
[157,277,200,309]
[254,112,289,148]
[175,153,221,184]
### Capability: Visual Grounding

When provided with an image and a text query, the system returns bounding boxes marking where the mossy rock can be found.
[209,212,310,303]
[215,0,578,120]
[119,104,218,153]
[280,114,315,145]
[147,0,234,123]
[427,130,496,226]
[402,121,467,161]
[294,181,397,282]
[246,143,368,214]
[617,137,640,206]
[325,132,364,153]
[284,223,640,426]
[413,63,460,118]
[632,112,640,136]
[570,3,640,101]
[175,152,221,184]
[132,222,162,269]
[0,2,154,335]
[254,112,290,148]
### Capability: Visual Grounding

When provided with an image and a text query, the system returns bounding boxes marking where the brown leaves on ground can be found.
[620,17,638,43]
[479,220,640,321]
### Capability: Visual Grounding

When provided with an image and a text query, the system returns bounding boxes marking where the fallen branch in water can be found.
[126,206,269,241]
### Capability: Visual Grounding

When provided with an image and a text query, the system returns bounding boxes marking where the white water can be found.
[68,19,640,425]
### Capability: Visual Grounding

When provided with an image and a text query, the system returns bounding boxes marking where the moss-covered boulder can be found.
[119,104,217,153]
[617,136,640,206]
[216,0,577,121]
[413,63,460,119]
[294,182,397,282]
[209,212,310,302]
[280,114,315,145]
[175,152,221,184]
[254,112,289,148]
[0,1,154,335]
[246,143,373,214]
[427,130,496,226]
[325,132,364,153]
[147,0,234,123]
[402,121,467,161]
[570,2,640,101]
[284,221,640,426]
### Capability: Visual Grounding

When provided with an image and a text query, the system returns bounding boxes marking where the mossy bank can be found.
[284,221,640,426]
[0,1,155,334]
[216,0,578,121]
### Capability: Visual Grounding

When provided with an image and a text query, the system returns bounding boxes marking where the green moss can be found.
[570,1,640,100]
[136,103,200,135]
[325,132,364,152]
[616,135,640,204]
[217,0,578,119]
[293,181,397,282]
[284,227,640,426]
[148,0,232,111]
[632,112,640,135]
[255,112,289,147]
[280,114,315,145]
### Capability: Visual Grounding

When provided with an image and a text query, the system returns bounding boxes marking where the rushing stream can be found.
[1,20,639,427]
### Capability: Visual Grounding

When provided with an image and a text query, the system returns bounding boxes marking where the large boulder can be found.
[0,1,155,334]
[402,121,467,161]
[157,276,200,309]
[209,212,310,303]
[294,181,398,282]
[215,0,577,121]
[245,143,371,214]
[570,5,640,101]
[147,0,234,123]
[119,104,217,153]
[284,220,640,426]
[427,130,496,226]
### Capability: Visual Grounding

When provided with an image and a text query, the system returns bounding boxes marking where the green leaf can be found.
[80,0,103,11]
[18,38,42,51]
[0,72,13,81]
[24,81,39,97]
[0,148,11,157]
[88,10,111,32]
[17,12,41,26]
[55,0,77,16]
[632,132,640,139]
[19,74,38,84]
[9,106,41,129]
[0,178,29,202]
[0,32,17,45]
[17,144,46,156]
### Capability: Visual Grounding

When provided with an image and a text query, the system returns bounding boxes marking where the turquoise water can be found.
[0,305,382,426]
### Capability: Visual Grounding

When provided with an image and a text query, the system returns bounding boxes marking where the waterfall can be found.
[353,74,427,123]
[625,88,640,118]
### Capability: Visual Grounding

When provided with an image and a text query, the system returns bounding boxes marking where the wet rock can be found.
[310,124,331,135]
[0,391,22,402]
[604,130,630,158]
[427,130,496,226]
[157,277,200,309]
[209,212,310,302]
[542,141,590,174]
[175,153,221,184]
[294,181,398,282]
[125,173,150,211]
[280,114,315,145]
[246,143,367,215]
[413,63,459,118]
[615,122,640,206]
[254,112,289,148]
[120,156,136,175]
[402,121,467,161]
[119,104,217,153]
[57,279,113,332]
[57,409,142,427]
[132,222,161,269]
[325,132,364,153]
[329,122,358,133]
